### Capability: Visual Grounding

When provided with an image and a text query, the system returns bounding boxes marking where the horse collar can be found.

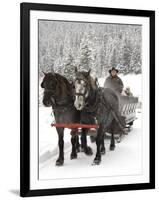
[84,89,100,113]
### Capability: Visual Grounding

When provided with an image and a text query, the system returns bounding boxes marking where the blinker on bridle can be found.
[74,78,89,97]
[42,75,58,93]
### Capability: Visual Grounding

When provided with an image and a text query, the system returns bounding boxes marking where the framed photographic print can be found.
[20,2,155,197]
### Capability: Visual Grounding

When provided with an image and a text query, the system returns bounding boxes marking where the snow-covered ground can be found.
[39,74,142,180]
[39,107,142,180]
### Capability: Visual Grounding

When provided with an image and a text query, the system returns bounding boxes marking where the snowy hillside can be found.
[39,21,142,77]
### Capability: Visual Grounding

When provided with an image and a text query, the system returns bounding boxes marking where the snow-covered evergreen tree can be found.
[54,57,63,74]
[110,48,118,68]
[77,36,93,71]
[63,50,76,82]
[122,38,133,74]
[39,21,142,77]
[130,45,142,74]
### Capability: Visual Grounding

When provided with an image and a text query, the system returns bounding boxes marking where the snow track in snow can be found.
[39,108,142,180]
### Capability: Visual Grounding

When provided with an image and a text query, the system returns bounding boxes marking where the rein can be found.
[84,88,101,113]
[75,92,87,97]
[74,77,90,98]
[74,73,125,131]
[83,87,125,129]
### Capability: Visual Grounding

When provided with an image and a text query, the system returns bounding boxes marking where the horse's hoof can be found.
[76,147,81,153]
[81,147,84,152]
[55,159,64,166]
[116,137,121,143]
[70,153,77,160]
[110,145,115,151]
[124,128,129,134]
[100,148,106,155]
[85,146,93,156]
[90,136,96,143]
[92,157,101,165]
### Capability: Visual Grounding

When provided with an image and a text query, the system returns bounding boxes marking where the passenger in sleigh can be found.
[123,86,133,97]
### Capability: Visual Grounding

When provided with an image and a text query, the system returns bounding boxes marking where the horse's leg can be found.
[100,133,106,155]
[70,129,78,159]
[100,112,113,154]
[93,126,103,165]
[56,127,64,166]
[76,134,80,153]
[81,128,93,156]
[110,121,116,151]
[110,132,115,151]
[80,128,86,152]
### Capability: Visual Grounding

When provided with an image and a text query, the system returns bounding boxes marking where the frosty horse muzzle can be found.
[74,77,90,110]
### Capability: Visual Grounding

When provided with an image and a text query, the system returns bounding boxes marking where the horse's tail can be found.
[102,95,126,130]
[109,107,125,129]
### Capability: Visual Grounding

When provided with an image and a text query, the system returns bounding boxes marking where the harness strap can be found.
[50,94,74,113]
[83,88,125,130]
[101,95,125,129]
[84,89,101,113]
[75,92,86,97]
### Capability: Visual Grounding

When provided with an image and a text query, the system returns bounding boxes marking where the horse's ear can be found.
[51,65,55,75]
[51,70,55,75]
[75,66,78,73]
[42,71,46,76]
[51,69,57,81]
[95,77,99,87]
[86,69,91,77]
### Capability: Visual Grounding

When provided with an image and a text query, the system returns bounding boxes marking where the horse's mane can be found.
[55,73,73,96]
[77,71,98,90]
[89,76,98,90]
[55,73,71,87]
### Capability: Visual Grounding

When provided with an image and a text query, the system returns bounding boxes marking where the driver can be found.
[104,67,124,94]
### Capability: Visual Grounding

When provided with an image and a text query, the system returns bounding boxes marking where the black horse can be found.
[74,68,125,165]
[41,71,93,166]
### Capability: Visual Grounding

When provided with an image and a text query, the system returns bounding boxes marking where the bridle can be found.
[44,87,57,94]
[74,74,100,112]
[41,74,58,94]
[74,77,90,100]
[42,76,74,109]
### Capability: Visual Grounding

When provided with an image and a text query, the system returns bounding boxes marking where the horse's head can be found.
[41,71,57,107]
[74,68,97,110]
